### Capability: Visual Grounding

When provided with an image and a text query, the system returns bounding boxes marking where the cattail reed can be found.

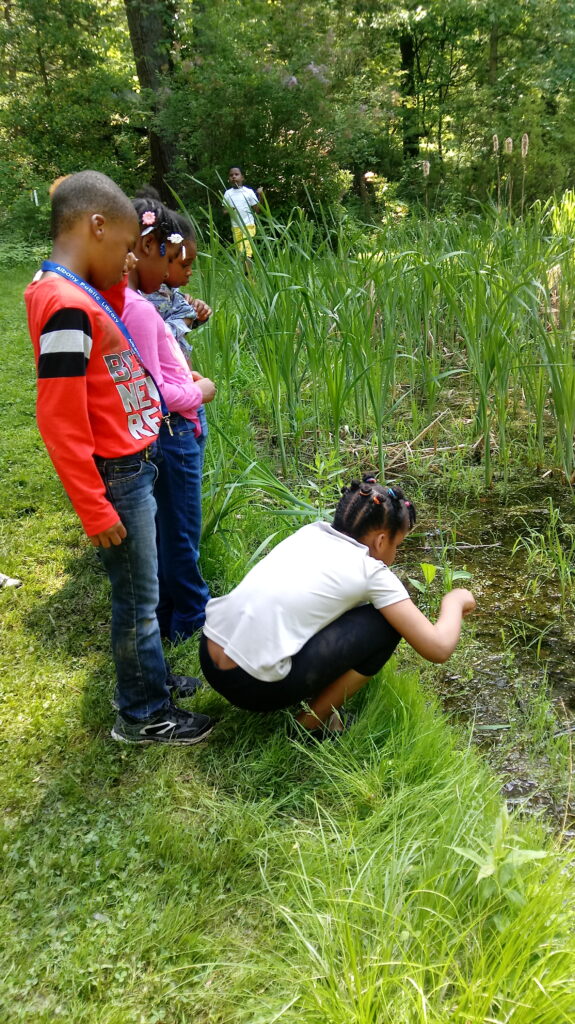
[493,134,501,211]
[503,138,514,211]
[520,133,529,216]
[423,160,430,212]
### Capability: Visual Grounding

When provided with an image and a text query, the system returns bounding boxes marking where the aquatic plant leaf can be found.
[407,577,426,593]
[421,562,438,585]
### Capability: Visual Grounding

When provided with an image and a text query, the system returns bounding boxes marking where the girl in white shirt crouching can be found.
[200,476,475,737]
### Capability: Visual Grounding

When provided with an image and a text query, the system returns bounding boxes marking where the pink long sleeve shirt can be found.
[122,286,203,434]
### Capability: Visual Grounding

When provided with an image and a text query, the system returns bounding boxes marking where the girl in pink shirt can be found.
[122,198,216,642]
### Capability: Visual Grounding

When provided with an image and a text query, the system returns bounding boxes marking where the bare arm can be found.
[381,588,476,664]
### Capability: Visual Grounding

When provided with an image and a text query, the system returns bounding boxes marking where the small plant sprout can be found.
[512,498,575,611]
[452,804,548,900]
[408,561,472,615]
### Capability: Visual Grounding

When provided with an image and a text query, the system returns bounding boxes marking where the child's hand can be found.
[192,299,212,322]
[196,377,217,403]
[448,588,476,617]
[89,520,127,548]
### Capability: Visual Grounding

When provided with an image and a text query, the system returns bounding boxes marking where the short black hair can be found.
[50,170,135,239]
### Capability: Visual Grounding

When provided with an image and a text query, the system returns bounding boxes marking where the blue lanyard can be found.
[41,261,171,423]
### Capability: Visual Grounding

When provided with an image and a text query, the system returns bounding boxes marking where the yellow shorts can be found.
[232,223,256,258]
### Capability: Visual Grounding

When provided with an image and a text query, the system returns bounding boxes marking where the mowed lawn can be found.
[1,265,574,1024]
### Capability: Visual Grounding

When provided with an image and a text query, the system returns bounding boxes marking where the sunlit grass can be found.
[2,237,575,1024]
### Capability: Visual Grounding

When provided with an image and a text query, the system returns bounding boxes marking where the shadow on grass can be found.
[23,546,111,657]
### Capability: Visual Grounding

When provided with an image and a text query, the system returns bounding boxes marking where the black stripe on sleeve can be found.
[38,352,90,378]
[37,308,92,379]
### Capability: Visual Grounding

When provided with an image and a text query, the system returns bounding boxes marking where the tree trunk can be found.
[488,23,498,86]
[399,32,419,161]
[123,0,177,198]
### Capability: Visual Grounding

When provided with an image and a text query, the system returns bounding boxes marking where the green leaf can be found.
[420,562,438,585]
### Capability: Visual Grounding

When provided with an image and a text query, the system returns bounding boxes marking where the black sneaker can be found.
[168,673,204,699]
[111,704,214,745]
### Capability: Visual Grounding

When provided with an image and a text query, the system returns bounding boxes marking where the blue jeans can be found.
[96,451,171,720]
[197,405,208,471]
[155,414,211,642]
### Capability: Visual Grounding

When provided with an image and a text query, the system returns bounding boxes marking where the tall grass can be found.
[4,218,575,1023]
[189,195,575,485]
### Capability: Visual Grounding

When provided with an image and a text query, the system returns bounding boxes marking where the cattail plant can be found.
[493,134,501,212]
[520,133,529,217]
[504,137,514,212]
[423,160,430,212]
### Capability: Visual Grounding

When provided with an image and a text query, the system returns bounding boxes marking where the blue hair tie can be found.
[387,487,396,498]
[159,241,166,256]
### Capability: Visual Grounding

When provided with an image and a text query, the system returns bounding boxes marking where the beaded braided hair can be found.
[132,197,183,255]
[168,210,196,245]
[332,474,416,541]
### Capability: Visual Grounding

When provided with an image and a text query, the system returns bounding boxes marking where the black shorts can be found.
[199,604,401,713]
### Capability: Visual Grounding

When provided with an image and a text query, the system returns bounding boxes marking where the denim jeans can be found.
[154,414,211,642]
[197,405,208,472]
[96,451,170,720]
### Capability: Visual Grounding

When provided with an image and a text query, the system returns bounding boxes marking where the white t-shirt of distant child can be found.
[203,521,409,682]
[223,185,259,228]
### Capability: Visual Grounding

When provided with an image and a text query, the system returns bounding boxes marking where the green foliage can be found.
[3,239,575,1022]
[4,0,575,224]
[0,0,145,219]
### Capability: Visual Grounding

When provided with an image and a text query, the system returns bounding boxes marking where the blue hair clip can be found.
[159,241,166,256]
[387,487,396,498]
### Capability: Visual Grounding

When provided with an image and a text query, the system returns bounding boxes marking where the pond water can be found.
[404,483,575,831]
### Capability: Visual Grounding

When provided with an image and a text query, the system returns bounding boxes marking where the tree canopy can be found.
[2,0,575,231]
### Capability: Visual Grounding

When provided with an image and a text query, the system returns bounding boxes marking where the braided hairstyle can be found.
[332,474,416,541]
[134,184,161,202]
[169,210,196,244]
[132,196,181,248]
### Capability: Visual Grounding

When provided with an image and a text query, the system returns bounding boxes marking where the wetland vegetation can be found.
[2,200,575,1022]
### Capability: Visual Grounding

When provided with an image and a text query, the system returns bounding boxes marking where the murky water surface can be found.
[403,483,575,829]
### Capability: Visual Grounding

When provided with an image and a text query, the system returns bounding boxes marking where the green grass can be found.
[2,259,575,1023]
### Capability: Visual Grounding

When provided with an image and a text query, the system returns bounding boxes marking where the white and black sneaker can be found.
[111,703,214,745]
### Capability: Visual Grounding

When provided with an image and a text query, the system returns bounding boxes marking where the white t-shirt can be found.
[203,522,409,682]
[223,185,259,228]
